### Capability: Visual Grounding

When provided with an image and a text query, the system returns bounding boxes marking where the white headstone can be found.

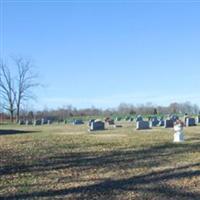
[173,123,184,143]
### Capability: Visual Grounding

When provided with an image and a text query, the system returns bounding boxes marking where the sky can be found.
[1,0,200,109]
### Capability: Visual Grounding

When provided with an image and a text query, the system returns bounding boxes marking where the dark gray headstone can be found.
[90,120,105,131]
[170,115,179,122]
[150,117,159,126]
[186,118,196,127]
[151,120,159,126]
[129,117,134,122]
[159,120,165,126]
[136,121,150,130]
[125,116,130,121]
[34,120,42,126]
[41,118,48,125]
[164,120,174,128]
[115,117,122,121]
[26,120,33,125]
[19,120,25,125]
[73,119,84,125]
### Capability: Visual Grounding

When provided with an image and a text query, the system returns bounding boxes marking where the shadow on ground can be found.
[2,162,200,200]
[0,129,40,136]
[1,139,200,199]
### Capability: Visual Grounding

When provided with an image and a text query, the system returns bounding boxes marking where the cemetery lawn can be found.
[0,123,200,200]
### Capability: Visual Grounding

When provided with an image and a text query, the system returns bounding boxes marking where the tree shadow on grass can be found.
[2,163,200,200]
[1,142,200,176]
[1,141,200,199]
[0,129,40,136]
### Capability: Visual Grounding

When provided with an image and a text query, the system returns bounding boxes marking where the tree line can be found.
[3,102,198,123]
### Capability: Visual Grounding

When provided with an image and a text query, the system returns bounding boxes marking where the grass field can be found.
[0,122,200,199]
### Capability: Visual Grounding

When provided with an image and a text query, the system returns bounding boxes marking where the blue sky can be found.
[1,1,200,109]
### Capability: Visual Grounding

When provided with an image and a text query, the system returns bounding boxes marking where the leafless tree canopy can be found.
[0,58,39,122]
[14,58,39,122]
[0,63,16,122]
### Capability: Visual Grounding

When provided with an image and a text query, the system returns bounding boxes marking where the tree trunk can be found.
[10,110,14,123]
[16,104,20,123]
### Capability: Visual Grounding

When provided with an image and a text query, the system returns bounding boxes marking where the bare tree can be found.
[0,63,16,122]
[14,58,39,122]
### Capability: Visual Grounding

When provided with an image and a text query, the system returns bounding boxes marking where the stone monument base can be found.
[174,131,184,143]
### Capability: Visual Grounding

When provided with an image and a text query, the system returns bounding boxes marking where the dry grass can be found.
[0,122,200,199]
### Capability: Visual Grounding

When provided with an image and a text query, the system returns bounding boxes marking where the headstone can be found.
[136,121,150,130]
[173,121,184,142]
[42,118,49,125]
[73,119,84,125]
[164,119,174,128]
[41,118,45,125]
[150,117,159,126]
[129,117,134,122]
[88,119,95,127]
[184,116,189,124]
[150,120,157,127]
[26,120,33,125]
[115,117,122,121]
[19,120,25,125]
[89,120,105,131]
[34,119,42,126]
[125,116,130,121]
[170,115,179,122]
[158,120,165,126]
[185,118,196,127]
